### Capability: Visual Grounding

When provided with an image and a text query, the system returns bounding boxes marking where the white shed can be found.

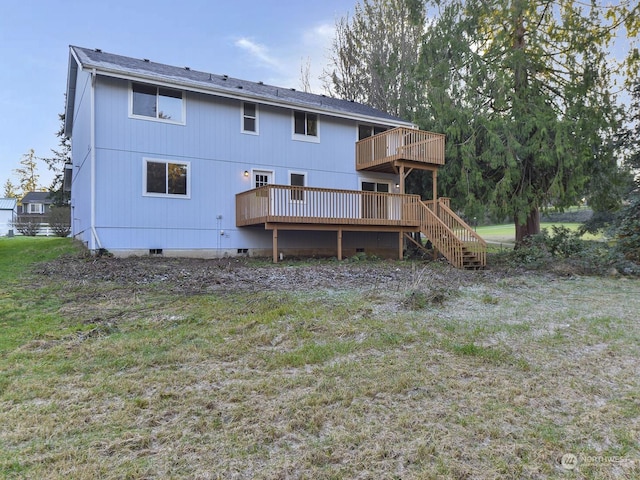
[0,198,17,236]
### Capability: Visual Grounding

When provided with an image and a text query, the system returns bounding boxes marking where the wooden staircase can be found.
[406,199,487,270]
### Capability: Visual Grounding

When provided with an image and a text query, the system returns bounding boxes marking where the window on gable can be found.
[144,159,190,197]
[132,83,184,123]
[293,111,318,138]
[242,102,258,133]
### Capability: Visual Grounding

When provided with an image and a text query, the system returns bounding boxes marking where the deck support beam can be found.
[264,223,421,263]
[432,169,438,210]
[432,169,438,260]
[272,228,278,263]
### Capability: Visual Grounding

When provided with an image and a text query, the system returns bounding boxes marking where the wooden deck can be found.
[236,186,486,268]
[356,127,445,173]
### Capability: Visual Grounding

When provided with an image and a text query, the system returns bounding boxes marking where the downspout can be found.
[90,68,103,250]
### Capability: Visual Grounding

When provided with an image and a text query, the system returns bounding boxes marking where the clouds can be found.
[233,22,336,93]
[234,38,283,70]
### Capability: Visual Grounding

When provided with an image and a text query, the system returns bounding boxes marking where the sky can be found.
[0,0,355,193]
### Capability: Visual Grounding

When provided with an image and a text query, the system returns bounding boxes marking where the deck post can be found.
[399,231,403,260]
[337,229,343,260]
[399,165,405,195]
[432,169,439,262]
[432,169,438,214]
[273,228,278,263]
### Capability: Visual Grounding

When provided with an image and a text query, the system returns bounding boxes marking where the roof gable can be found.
[68,46,412,127]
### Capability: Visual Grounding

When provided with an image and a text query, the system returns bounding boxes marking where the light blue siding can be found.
[71,72,398,254]
[69,67,94,248]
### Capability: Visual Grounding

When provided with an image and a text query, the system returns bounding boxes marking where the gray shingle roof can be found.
[69,46,411,126]
[21,192,52,204]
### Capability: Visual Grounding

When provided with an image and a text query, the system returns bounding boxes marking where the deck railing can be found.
[356,127,446,171]
[236,185,422,227]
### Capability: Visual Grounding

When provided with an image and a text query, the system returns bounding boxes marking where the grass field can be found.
[477,222,601,246]
[1,237,639,479]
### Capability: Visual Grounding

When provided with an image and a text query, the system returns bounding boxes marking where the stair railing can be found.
[416,200,465,268]
[435,200,487,267]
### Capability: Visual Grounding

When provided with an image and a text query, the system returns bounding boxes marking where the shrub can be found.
[493,222,639,276]
[48,206,71,238]
[545,225,585,257]
[614,194,640,263]
[12,216,40,236]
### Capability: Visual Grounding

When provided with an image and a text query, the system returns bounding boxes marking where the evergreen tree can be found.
[14,149,40,196]
[418,0,639,244]
[42,113,71,206]
[3,179,19,198]
[625,79,640,178]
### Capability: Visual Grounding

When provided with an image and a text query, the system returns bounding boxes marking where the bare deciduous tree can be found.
[323,0,425,119]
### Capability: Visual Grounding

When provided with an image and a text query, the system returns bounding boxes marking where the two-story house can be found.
[64,46,485,268]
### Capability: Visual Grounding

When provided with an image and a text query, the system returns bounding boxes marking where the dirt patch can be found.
[35,254,496,296]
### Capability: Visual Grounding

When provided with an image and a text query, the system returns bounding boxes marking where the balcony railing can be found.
[356,127,445,172]
[236,185,422,227]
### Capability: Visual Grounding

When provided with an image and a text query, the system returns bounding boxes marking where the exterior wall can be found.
[69,67,95,248]
[0,210,15,236]
[71,72,399,256]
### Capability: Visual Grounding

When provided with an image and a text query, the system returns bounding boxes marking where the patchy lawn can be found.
[1,239,639,479]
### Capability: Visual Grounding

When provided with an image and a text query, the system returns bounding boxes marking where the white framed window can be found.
[242,102,258,134]
[131,83,185,124]
[143,158,190,198]
[28,203,44,214]
[292,111,319,142]
[289,171,306,202]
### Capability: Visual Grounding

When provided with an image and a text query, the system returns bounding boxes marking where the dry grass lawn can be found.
[1,239,639,479]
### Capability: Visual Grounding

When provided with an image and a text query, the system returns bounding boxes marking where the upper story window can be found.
[27,203,44,214]
[293,111,319,142]
[358,124,388,140]
[242,102,258,134]
[144,158,190,198]
[131,83,185,124]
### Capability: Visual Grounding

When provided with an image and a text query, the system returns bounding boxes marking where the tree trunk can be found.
[515,207,540,246]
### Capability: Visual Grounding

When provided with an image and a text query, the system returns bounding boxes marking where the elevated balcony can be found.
[356,127,445,174]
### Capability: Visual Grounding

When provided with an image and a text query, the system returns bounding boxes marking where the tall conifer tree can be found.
[418,0,639,243]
